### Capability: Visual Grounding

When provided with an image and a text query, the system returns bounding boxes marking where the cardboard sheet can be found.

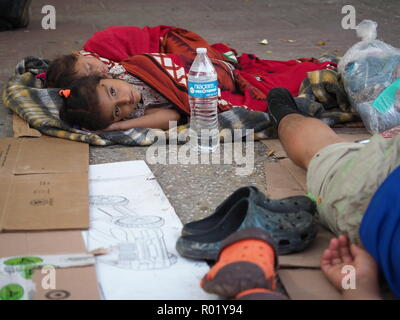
[279,225,334,268]
[0,231,100,300]
[279,269,342,300]
[279,158,307,191]
[0,137,89,231]
[263,141,350,300]
[32,266,99,300]
[83,160,217,300]
[261,139,287,158]
[12,114,41,138]
[264,161,306,199]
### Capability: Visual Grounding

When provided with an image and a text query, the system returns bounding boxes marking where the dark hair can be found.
[46,53,79,88]
[59,75,111,130]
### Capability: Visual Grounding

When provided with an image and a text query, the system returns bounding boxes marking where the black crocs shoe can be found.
[267,88,310,135]
[181,186,316,236]
[181,186,261,236]
[260,195,316,215]
[176,198,317,261]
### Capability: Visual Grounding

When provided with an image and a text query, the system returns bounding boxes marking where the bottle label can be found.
[188,80,218,98]
[372,77,400,114]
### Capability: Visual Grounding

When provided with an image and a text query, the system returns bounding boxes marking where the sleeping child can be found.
[49,50,235,132]
[58,74,181,132]
[46,50,132,88]
[48,25,336,131]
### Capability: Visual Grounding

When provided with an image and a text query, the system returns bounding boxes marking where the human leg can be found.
[278,114,345,169]
[307,133,400,243]
[267,88,345,169]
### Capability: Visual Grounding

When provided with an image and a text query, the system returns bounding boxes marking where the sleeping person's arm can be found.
[102,107,181,131]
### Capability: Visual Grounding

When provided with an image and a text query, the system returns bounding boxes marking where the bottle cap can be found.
[196,48,207,54]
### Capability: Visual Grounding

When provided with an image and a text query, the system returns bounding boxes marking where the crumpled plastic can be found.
[339,20,400,134]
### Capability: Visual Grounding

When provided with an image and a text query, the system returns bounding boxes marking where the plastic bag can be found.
[339,20,400,134]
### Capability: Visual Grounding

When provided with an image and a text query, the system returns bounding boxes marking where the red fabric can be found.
[84,25,336,112]
[83,25,171,62]
[121,53,235,116]
[122,54,192,115]
[223,54,335,111]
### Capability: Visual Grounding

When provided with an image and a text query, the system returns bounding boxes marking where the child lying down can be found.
[46,42,335,132]
[58,74,181,132]
[49,52,184,132]
[46,50,132,88]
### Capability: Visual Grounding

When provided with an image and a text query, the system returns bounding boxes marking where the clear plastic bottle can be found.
[188,48,220,153]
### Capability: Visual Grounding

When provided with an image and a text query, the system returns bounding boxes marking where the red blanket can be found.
[84,25,335,112]
[121,53,235,116]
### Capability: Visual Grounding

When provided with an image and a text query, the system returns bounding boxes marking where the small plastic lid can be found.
[196,48,207,54]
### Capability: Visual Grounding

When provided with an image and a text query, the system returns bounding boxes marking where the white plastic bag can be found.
[339,20,400,134]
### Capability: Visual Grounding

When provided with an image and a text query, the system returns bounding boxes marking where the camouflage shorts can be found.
[307,134,400,244]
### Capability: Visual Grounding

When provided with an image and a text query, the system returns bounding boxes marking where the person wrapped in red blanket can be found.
[47,25,335,114]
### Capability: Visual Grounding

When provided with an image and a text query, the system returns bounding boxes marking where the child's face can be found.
[96,79,142,123]
[74,55,109,77]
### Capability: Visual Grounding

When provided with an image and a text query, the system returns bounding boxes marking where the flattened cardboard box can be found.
[0,137,89,231]
[265,155,341,299]
[0,230,100,300]
[12,114,41,138]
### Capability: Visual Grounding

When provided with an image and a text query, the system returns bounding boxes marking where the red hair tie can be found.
[35,72,47,79]
[59,89,71,98]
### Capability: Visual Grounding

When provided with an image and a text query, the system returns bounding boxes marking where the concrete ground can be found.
[1,0,399,226]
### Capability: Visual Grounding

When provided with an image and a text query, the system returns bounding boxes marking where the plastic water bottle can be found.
[188,48,219,153]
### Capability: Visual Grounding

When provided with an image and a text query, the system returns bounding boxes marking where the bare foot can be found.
[320,234,381,300]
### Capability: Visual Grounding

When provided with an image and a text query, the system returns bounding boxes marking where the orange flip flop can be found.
[201,227,288,299]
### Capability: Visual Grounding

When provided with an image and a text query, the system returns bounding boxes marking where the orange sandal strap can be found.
[201,228,281,298]
[235,288,288,300]
[236,288,274,298]
[205,238,277,289]
[219,227,279,269]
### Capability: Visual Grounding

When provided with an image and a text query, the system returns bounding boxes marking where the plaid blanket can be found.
[2,56,360,146]
[2,56,274,146]
[294,65,361,126]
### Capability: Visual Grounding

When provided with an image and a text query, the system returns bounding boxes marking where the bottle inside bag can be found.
[188,48,220,153]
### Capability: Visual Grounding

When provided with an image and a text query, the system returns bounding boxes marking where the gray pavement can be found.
[1,0,400,224]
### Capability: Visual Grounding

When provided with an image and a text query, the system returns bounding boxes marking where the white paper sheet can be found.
[82,160,217,300]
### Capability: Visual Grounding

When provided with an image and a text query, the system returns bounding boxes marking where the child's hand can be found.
[320,235,381,300]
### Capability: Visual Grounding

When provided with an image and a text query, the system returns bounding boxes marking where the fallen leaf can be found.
[287,39,296,43]
[315,41,327,46]
[267,150,275,157]
[266,50,273,54]
[259,39,269,45]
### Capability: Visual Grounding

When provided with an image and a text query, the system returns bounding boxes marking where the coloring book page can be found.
[82,160,217,300]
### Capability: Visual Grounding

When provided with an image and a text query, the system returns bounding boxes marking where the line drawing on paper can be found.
[89,195,177,271]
